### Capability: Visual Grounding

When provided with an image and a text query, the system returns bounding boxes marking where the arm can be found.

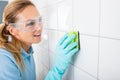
[0,50,22,80]
[45,33,79,80]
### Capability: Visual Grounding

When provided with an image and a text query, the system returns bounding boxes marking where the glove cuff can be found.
[45,67,63,80]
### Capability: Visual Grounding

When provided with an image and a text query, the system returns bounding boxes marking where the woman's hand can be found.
[45,33,79,80]
[53,33,79,74]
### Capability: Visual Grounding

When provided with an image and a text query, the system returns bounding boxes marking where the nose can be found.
[34,23,43,31]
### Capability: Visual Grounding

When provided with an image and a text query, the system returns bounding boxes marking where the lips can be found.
[33,34,41,37]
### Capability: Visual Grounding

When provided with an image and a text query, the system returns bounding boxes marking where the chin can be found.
[33,39,42,43]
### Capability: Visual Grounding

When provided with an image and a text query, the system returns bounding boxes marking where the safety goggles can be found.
[9,16,42,32]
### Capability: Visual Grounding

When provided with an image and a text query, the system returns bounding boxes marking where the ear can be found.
[7,26,20,38]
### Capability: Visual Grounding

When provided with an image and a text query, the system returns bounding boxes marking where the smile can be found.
[33,34,41,37]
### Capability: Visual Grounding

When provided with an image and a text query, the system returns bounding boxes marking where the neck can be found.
[22,43,31,52]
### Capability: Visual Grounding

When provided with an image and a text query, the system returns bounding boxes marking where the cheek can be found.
[17,31,41,44]
[18,32,34,42]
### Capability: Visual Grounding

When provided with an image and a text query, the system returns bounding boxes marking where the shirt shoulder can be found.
[0,48,22,80]
[0,48,19,68]
[0,48,15,62]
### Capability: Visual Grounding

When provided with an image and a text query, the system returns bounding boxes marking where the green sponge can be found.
[68,31,80,50]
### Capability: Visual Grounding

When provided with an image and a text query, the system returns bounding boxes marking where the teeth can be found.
[34,34,40,37]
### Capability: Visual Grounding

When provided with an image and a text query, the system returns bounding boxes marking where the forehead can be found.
[17,5,40,22]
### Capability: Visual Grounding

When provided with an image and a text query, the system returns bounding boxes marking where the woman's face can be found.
[8,5,43,45]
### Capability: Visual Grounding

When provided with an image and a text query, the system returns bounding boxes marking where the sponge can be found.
[68,31,80,50]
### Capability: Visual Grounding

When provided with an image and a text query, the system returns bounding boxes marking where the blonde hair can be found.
[0,0,35,69]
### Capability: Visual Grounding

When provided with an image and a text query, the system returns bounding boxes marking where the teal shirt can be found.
[0,47,36,80]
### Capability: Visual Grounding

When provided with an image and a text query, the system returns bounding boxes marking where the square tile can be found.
[32,45,50,69]
[36,29,49,49]
[32,46,50,80]
[48,30,66,52]
[99,38,120,80]
[48,30,59,52]
[58,0,73,31]
[73,0,99,35]
[47,4,58,29]
[39,8,48,29]
[100,0,120,39]
[74,66,97,80]
[49,51,54,68]
[72,35,99,78]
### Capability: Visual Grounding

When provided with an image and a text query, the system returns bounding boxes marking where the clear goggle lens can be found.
[9,16,42,32]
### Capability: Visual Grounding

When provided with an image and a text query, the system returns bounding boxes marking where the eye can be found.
[26,20,36,27]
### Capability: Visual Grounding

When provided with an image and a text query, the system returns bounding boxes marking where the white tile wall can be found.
[73,0,99,36]
[48,30,59,52]
[47,0,63,6]
[32,44,49,80]
[39,8,48,29]
[58,0,73,31]
[74,66,97,80]
[99,38,120,80]
[48,51,54,68]
[40,29,49,49]
[62,64,74,80]
[32,0,120,80]
[72,35,98,78]
[31,0,47,8]
[100,0,120,39]
[47,4,58,29]
[48,30,66,52]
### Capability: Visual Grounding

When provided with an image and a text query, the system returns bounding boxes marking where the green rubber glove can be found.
[45,33,79,80]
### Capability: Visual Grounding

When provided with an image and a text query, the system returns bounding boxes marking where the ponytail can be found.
[0,23,5,36]
[0,23,7,48]
[0,22,24,71]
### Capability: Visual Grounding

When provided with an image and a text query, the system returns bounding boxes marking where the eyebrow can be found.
[26,16,40,22]
[16,16,41,24]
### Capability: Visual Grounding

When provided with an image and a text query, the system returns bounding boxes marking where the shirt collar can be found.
[21,46,34,59]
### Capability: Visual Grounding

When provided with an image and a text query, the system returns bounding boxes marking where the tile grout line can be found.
[71,63,98,79]
[97,0,101,80]
[46,5,51,70]
[45,28,120,41]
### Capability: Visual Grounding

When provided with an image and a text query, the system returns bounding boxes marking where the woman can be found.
[0,0,79,80]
